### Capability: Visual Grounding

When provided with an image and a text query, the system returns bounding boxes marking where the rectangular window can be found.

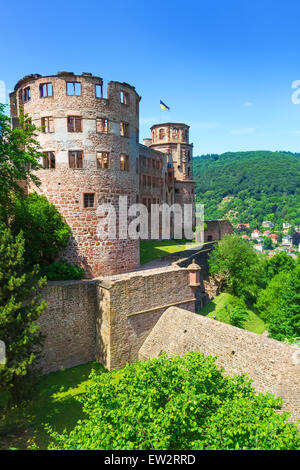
[68,151,83,169]
[66,81,81,96]
[42,152,55,169]
[120,90,130,105]
[136,128,139,143]
[83,193,95,208]
[120,121,129,137]
[23,87,31,102]
[120,154,129,171]
[147,176,151,187]
[96,118,109,133]
[41,116,54,133]
[96,152,109,169]
[95,84,103,98]
[142,175,147,186]
[67,116,82,132]
[40,83,53,97]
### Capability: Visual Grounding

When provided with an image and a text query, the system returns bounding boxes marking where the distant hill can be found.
[193,151,300,229]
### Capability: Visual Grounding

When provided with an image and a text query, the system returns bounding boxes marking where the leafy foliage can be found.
[11,192,71,267]
[41,260,84,281]
[263,251,296,281]
[0,104,42,224]
[256,265,300,342]
[193,151,300,229]
[0,225,47,404]
[47,352,300,450]
[229,306,249,329]
[209,234,264,301]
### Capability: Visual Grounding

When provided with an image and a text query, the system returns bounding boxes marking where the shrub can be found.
[11,192,71,267]
[47,352,300,450]
[41,260,85,281]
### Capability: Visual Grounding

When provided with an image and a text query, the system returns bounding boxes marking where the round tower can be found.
[149,123,195,209]
[10,72,141,277]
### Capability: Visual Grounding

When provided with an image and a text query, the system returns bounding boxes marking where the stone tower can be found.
[147,123,195,213]
[10,72,141,277]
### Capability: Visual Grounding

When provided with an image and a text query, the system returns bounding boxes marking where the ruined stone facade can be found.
[10,73,195,277]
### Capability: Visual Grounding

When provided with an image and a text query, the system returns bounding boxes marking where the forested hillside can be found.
[193,151,300,229]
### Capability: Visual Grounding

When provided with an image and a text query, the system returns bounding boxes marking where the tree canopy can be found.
[47,352,300,450]
[193,151,300,229]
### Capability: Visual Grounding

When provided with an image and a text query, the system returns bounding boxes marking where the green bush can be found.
[11,192,71,267]
[41,261,85,281]
[47,352,300,450]
[209,234,264,301]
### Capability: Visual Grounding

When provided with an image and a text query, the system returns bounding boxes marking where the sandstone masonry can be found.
[10,73,196,277]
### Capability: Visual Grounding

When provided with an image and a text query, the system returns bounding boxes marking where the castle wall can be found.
[139,307,300,423]
[96,266,195,369]
[38,280,97,373]
[38,266,195,373]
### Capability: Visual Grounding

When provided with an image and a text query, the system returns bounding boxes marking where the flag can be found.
[160,100,170,111]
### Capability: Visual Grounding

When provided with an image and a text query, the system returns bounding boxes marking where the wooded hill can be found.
[193,151,300,230]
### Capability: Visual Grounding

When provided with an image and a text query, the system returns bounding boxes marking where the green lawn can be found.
[198,293,267,335]
[0,362,106,450]
[140,239,206,265]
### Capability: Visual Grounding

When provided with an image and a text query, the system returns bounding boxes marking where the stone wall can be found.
[205,219,233,242]
[38,265,196,373]
[96,266,195,370]
[139,307,300,423]
[39,280,97,373]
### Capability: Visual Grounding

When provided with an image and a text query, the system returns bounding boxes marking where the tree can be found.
[229,306,249,329]
[0,225,47,403]
[267,265,300,342]
[256,265,300,341]
[263,237,273,250]
[0,104,42,224]
[209,234,264,301]
[11,192,71,267]
[263,251,296,281]
[47,352,300,450]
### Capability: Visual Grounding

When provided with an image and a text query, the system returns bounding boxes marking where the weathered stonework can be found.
[139,307,300,424]
[38,265,195,373]
[9,74,196,277]
[204,219,233,242]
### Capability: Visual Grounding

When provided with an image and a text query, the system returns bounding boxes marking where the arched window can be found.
[159,128,165,140]
[172,127,179,139]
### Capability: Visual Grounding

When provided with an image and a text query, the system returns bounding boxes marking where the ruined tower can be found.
[10,72,141,277]
[147,123,195,213]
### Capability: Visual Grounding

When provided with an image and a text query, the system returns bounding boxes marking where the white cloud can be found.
[230,127,255,135]
[243,101,253,107]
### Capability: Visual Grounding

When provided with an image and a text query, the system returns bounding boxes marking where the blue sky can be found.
[2,0,300,154]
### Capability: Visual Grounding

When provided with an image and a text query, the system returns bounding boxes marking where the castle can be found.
[10,72,195,277]
[8,73,300,423]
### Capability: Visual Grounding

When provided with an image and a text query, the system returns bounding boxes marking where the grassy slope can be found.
[198,292,267,334]
[0,362,106,450]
